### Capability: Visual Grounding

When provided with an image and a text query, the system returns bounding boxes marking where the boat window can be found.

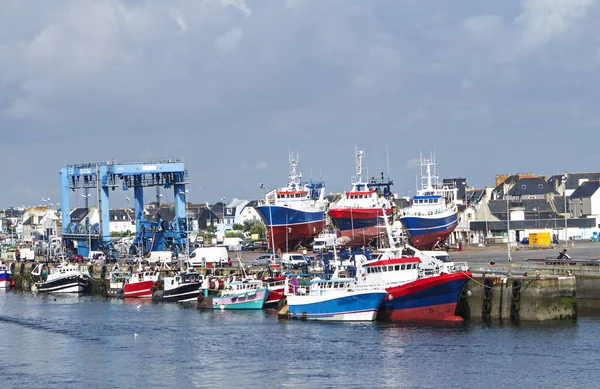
[388,266,393,271]
[394,265,400,271]
[382,266,387,272]
[401,265,405,270]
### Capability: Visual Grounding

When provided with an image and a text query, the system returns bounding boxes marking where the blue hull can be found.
[255,205,325,227]
[400,213,458,238]
[288,292,387,321]
[332,216,379,232]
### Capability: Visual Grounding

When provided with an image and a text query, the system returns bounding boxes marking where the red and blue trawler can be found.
[328,150,394,246]
[399,153,458,249]
[256,153,328,252]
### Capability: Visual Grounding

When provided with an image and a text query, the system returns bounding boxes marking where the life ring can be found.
[361,273,367,281]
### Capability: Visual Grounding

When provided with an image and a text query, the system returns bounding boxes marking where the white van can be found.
[281,253,307,269]
[312,233,337,252]
[89,250,107,265]
[222,237,245,251]
[148,251,175,266]
[187,247,230,267]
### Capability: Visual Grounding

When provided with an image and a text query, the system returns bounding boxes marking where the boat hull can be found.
[399,212,458,249]
[329,208,392,245]
[256,205,325,250]
[287,291,387,321]
[377,271,471,322]
[209,287,269,310]
[36,276,88,293]
[0,272,10,288]
[123,280,155,298]
[163,283,201,303]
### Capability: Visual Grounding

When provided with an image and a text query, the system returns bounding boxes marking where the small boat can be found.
[105,265,131,297]
[35,262,91,293]
[163,267,204,303]
[0,261,12,288]
[123,265,160,298]
[198,278,269,310]
[281,269,388,322]
[262,275,287,308]
[399,153,458,250]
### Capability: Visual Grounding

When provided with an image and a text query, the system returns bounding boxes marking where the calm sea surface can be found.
[1,290,599,389]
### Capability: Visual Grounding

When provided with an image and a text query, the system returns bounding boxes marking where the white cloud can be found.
[516,0,596,50]
[220,0,251,18]
[463,14,504,40]
[216,27,244,53]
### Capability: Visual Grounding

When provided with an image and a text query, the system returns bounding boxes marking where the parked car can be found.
[252,254,280,267]
[70,254,84,263]
[246,241,269,251]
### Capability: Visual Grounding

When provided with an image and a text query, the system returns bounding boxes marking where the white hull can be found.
[0,280,9,288]
[38,282,85,293]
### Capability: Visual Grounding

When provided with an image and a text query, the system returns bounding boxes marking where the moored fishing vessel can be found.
[368,216,471,321]
[281,272,388,321]
[255,153,328,252]
[105,265,131,297]
[35,262,91,293]
[328,150,394,246]
[123,265,160,298]
[399,153,458,249]
[198,278,269,310]
[163,267,204,303]
[262,275,286,308]
[0,261,12,288]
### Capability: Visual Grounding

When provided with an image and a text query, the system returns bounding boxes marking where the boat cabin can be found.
[363,257,421,286]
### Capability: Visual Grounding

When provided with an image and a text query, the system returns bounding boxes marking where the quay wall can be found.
[464,275,576,321]
[6,261,247,296]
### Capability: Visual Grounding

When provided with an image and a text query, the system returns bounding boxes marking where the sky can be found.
[1,0,600,209]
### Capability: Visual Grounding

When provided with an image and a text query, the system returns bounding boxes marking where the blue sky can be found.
[1,0,599,209]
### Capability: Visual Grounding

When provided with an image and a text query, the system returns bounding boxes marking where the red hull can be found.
[409,225,456,250]
[267,221,324,251]
[337,226,381,246]
[123,280,155,298]
[377,271,471,322]
[329,208,392,245]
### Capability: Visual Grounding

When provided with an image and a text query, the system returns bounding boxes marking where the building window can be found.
[538,184,543,189]
[521,185,526,190]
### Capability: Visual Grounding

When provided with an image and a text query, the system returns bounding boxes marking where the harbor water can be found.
[1,290,599,389]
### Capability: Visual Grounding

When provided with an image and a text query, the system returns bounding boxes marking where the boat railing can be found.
[453,262,469,272]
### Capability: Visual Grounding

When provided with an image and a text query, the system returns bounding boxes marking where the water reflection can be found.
[2,290,600,389]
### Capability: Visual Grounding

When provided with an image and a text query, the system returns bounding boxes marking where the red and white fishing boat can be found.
[262,275,287,308]
[123,265,160,298]
[328,150,394,246]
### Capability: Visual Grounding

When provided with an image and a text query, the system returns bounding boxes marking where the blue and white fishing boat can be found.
[399,153,458,249]
[281,255,388,322]
[255,152,328,252]
[0,261,11,288]
[202,279,269,310]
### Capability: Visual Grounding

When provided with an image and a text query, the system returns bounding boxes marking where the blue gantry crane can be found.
[59,159,189,258]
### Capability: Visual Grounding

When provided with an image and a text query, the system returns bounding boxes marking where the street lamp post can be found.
[506,194,511,273]
[562,175,568,246]
[260,183,277,262]
[82,193,92,257]
[179,190,190,259]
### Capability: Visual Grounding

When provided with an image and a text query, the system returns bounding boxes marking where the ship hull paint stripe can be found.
[400,214,458,235]
[255,206,326,227]
[287,292,387,321]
